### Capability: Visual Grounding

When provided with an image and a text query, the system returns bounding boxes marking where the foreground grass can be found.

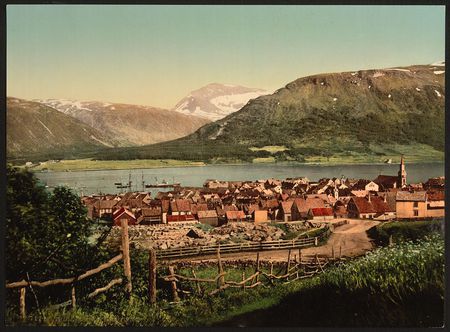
[8,234,444,327]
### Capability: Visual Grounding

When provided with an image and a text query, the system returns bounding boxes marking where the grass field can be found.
[22,159,207,171]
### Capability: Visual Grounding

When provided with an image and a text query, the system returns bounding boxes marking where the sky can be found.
[7,5,445,109]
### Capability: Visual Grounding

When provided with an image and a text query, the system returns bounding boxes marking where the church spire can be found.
[398,155,407,188]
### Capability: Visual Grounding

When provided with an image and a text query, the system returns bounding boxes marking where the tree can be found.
[6,166,92,282]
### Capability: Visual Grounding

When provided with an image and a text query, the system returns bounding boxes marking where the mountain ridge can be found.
[93,63,445,163]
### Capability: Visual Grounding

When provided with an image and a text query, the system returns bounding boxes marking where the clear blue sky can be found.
[7,5,445,109]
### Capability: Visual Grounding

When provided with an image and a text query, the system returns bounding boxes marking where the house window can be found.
[413,202,418,208]
[414,210,419,217]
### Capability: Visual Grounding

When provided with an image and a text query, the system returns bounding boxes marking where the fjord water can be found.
[35,162,445,196]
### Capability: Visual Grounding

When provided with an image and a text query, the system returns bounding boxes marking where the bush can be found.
[366,219,444,245]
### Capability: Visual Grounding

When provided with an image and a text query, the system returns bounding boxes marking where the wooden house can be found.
[426,191,445,218]
[225,210,246,223]
[197,210,219,226]
[253,210,268,223]
[308,207,334,221]
[396,191,427,219]
[277,200,294,222]
[347,195,393,220]
[113,208,137,226]
[137,207,162,225]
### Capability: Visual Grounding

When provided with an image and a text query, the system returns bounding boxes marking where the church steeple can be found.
[398,155,407,188]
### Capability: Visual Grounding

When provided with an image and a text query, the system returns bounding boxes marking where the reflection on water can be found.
[35,162,445,196]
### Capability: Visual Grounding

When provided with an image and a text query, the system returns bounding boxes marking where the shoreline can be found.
[25,158,445,173]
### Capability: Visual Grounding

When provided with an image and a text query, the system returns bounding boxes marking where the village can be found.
[82,157,445,230]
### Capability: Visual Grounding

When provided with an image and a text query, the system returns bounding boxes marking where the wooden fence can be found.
[161,246,343,301]
[156,226,331,260]
[6,222,334,319]
[6,219,133,320]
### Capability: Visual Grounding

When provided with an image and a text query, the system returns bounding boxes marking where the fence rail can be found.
[156,229,330,260]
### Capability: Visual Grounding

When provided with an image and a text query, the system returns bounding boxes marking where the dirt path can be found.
[171,219,379,263]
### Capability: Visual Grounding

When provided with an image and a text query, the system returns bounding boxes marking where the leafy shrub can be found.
[367,219,444,245]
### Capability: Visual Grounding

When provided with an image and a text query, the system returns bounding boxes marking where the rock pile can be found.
[211,223,285,242]
[105,222,288,251]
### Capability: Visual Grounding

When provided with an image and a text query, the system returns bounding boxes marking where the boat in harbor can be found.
[145,177,180,188]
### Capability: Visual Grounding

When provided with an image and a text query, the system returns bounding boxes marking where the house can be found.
[226,210,246,222]
[197,210,219,226]
[166,214,196,223]
[261,199,279,220]
[291,198,326,221]
[308,207,334,221]
[347,195,393,220]
[161,199,170,223]
[277,200,294,222]
[396,191,427,219]
[423,177,445,190]
[190,203,208,217]
[333,201,348,218]
[253,210,268,223]
[373,175,399,191]
[352,179,379,192]
[113,208,137,226]
[94,199,118,219]
[169,199,192,215]
[137,207,162,225]
[426,191,445,218]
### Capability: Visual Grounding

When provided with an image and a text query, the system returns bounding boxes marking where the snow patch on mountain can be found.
[172,83,270,121]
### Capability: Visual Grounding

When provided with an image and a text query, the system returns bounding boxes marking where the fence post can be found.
[286,249,291,279]
[71,285,76,310]
[148,249,157,306]
[389,235,394,246]
[168,266,179,302]
[242,271,246,291]
[121,219,132,301]
[19,287,26,321]
[314,237,318,246]
[217,248,224,288]
[255,252,260,283]
[298,249,302,267]
[192,269,202,295]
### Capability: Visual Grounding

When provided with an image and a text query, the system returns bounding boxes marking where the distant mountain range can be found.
[172,83,270,121]
[6,98,113,159]
[7,62,445,163]
[35,99,210,147]
[93,62,445,163]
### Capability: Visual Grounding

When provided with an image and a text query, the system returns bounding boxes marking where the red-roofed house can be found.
[308,207,334,220]
[113,207,137,226]
[226,210,246,222]
[347,195,394,220]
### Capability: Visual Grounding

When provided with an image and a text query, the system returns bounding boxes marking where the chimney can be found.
[383,194,387,203]
[368,193,371,203]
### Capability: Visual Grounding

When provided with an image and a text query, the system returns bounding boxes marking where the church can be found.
[373,156,407,191]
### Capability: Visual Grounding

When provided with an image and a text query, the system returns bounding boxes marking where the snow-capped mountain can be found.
[35,99,210,147]
[172,83,270,121]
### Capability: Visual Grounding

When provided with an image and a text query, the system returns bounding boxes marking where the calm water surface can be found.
[35,163,445,196]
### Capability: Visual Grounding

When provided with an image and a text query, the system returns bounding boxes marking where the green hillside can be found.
[93,64,445,163]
